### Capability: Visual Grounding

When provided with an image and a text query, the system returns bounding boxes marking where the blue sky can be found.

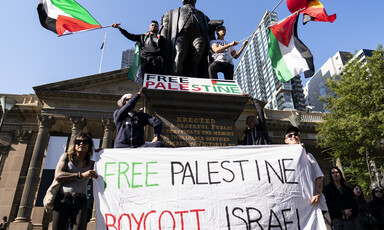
[0,0,383,94]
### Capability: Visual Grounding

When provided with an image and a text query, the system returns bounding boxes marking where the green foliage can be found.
[316,46,384,190]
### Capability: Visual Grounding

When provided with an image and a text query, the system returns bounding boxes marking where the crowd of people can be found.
[44,1,384,229]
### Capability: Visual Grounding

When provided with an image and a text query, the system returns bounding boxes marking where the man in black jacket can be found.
[113,88,163,148]
[112,21,168,81]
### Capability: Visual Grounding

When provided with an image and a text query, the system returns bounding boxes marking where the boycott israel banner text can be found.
[93,145,326,229]
[143,74,242,95]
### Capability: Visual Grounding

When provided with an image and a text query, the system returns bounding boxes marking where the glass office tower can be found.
[234,11,306,111]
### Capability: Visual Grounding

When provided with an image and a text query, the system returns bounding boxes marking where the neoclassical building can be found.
[0,68,330,230]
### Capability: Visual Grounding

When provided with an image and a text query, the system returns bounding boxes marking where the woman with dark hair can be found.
[353,185,376,230]
[369,187,384,229]
[323,167,360,230]
[52,133,98,230]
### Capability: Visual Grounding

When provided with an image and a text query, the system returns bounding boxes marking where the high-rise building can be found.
[234,11,306,111]
[121,48,135,69]
[304,49,373,112]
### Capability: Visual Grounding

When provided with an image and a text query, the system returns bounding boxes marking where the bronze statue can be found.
[160,0,222,78]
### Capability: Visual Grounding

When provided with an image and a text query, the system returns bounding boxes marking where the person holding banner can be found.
[112,21,168,81]
[114,88,163,148]
[208,25,248,80]
[243,101,271,145]
[52,133,98,230]
[284,126,332,229]
[324,167,359,230]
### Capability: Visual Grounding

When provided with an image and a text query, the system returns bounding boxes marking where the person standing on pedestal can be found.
[114,88,163,148]
[209,26,248,80]
[112,21,168,81]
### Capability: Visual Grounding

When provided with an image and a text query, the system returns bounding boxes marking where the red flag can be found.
[286,0,336,24]
[286,0,310,13]
[301,0,336,24]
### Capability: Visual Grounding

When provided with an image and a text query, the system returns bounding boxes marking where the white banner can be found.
[143,74,242,95]
[93,145,326,230]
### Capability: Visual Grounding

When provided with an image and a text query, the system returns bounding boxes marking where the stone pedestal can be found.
[143,88,249,147]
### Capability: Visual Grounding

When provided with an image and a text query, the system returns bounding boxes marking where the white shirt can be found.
[307,152,328,211]
[210,39,235,64]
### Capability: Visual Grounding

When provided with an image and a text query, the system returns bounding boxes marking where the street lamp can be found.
[0,96,17,130]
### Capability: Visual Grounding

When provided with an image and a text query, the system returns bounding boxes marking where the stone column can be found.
[69,116,87,145]
[0,129,32,222]
[101,118,115,149]
[10,115,55,230]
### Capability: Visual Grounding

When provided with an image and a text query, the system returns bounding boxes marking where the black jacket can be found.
[113,94,162,148]
[119,28,168,60]
[324,183,358,219]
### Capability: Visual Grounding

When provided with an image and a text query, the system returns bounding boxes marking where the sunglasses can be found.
[74,139,91,145]
[286,133,300,138]
[375,190,383,193]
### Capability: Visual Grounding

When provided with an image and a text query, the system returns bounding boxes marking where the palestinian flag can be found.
[301,0,336,24]
[37,0,101,36]
[127,42,142,83]
[268,13,314,83]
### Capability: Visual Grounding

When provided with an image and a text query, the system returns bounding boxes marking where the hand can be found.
[310,194,320,204]
[157,56,164,63]
[82,170,98,179]
[243,40,249,46]
[112,23,121,29]
[138,87,146,97]
[229,41,239,47]
[344,209,352,219]
[151,136,159,143]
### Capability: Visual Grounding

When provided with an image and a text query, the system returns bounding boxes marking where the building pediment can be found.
[33,68,141,98]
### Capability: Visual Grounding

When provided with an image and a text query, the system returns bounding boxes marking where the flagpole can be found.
[99,32,107,73]
[58,24,114,37]
[238,0,285,42]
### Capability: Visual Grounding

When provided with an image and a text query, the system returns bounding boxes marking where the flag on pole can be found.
[286,0,336,24]
[301,0,336,24]
[37,0,101,36]
[127,43,142,83]
[268,13,314,83]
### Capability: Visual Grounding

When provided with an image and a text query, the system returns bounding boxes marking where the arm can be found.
[211,41,239,53]
[113,94,140,122]
[311,177,323,204]
[54,153,98,183]
[148,116,162,142]
[112,23,142,42]
[232,40,248,59]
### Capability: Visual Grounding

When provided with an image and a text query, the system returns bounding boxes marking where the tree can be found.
[316,46,384,193]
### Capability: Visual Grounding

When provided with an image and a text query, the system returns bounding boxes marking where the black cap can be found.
[285,126,300,135]
[151,20,159,26]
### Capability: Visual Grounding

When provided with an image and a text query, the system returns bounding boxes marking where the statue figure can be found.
[160,0,223,78]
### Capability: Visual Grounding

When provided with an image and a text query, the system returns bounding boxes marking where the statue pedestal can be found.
[143,88,249,147]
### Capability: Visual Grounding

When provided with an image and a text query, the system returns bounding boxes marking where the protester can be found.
[0,216,7,230]
[284,126,331,229]
[112,20,168,82]
[324,167,360,230]
[209,25,248,80]
[52,133,98,230]
[369,187,384,229]
[243,101,271,145]
[114,88,163,148]
[353,184,377,230]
